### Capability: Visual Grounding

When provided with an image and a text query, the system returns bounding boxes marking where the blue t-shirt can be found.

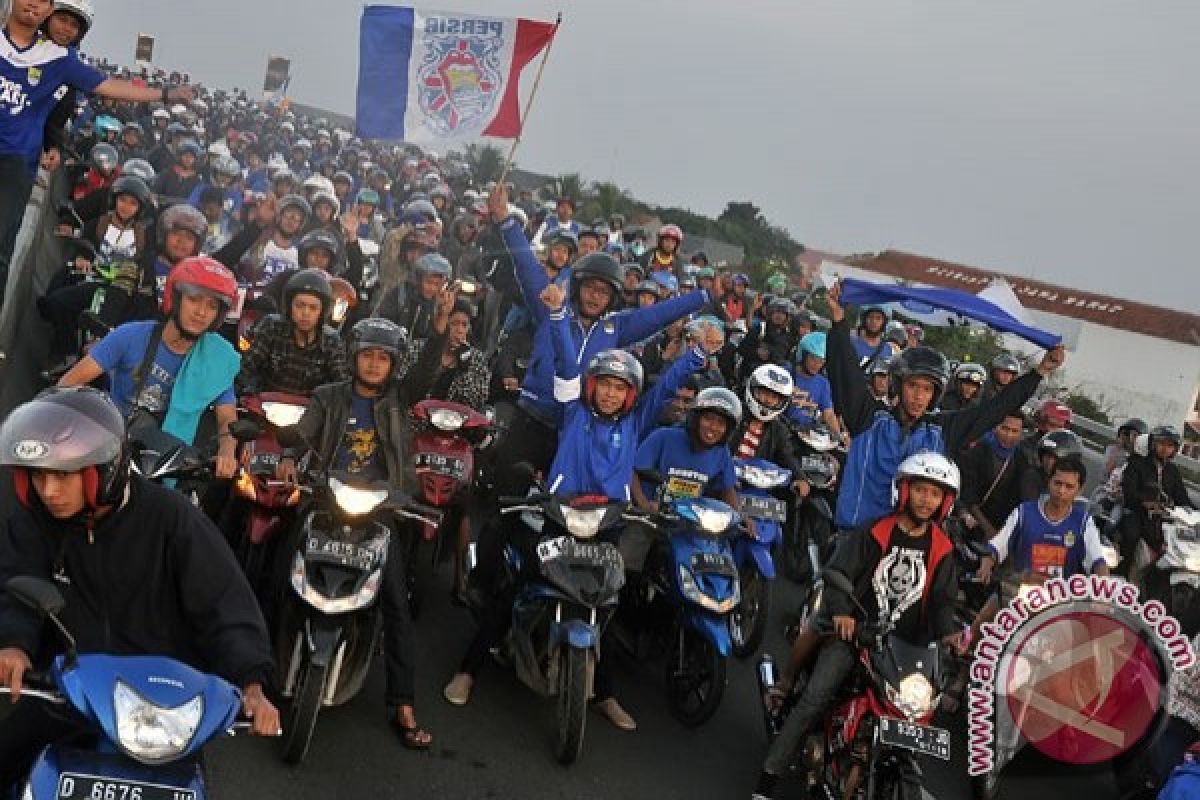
[788,369,833,427]
[0,33,105,174]
[333,392,386,481]
[635,425,735,502]
[89,320,237,417]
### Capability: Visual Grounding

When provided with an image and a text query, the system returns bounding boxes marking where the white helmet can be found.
[894,452,960,521]
[170,104,188,118]
[207,141,231,159]
[151,107,170,121]
[745,364,794,422]
[53,0,94,40]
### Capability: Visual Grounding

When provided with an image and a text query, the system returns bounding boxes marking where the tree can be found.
[587,181,638,220]
[718,201,764,228]
[555,172,586,204]
[918,323,1004,366]
[464,143,507,184]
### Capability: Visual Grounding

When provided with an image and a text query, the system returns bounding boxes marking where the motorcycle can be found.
[482,490,628,764]
[761,569,949,800]
[617,474,742,727]
[126,417,260,497]
[274,469,438,765]
[1142,506,1200,636]
[779,423,841,587]
[407,398,491,616]
[2,576,254,800]
[231,393,309,589]
[729,457,791,658]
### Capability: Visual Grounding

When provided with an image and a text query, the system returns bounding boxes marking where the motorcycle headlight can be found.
[1102,544,1121,569]
[261,401,306,428]
[561,506,606,539]
[290,551,386,613]
[429,407,467,432]
[678,564,740,614]
[887,672,935,720]
[113,680,204,764]
[330,477,388,516]
[331,297,349,324]
[694,507,734,535]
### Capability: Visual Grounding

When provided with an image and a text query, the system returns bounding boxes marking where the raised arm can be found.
[616,289,708,348]
[825,283,876,435]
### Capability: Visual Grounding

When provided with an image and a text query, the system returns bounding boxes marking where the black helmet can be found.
[889,346,951,404]
[766,297,793,317]
[544,228,579,256]
[109,175,153,218]
[1150,425,1182,448]
[570,253,623,313]
[0,387,128,510]
[583,349,644,416]
[1117,418,1150,437]
[688,387,743,444]
[283,268,333,321]
[349,317,407,381]
[577,226,602,242]
[297,229,343,269]
[121,157,156,184]
[990,352,1021,375]
[1037,430,1083,462]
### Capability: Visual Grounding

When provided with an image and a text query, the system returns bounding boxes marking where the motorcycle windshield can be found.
[537,536,625,608]
[56,653,241,761]
[871,634,941,688]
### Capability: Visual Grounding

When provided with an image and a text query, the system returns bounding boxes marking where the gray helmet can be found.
[210,154,241,180]
[1150,425,1182,448]
[688,387,743,443]
[634,280,660,297]
[414,253,452,280]
[884,320,908,347]
[0,387,128,509]
[582,349,644,416]
[865,356,892,377]
[889,346,951,405]
[990,352,1021,375]
[90,142,119,172]
[121,157,156,183]
[297,229,343,269]
[349,317,407,382]
[1037,430,1083,462]
[277,194,312,225]
[158,203,206,250]
[283,268,333,321]
[954,362,988,386]
[1118,418,1150,437]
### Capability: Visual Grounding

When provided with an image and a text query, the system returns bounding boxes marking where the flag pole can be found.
[496,12,562,187]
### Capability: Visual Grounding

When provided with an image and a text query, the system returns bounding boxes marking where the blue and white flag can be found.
[355,6,557,142]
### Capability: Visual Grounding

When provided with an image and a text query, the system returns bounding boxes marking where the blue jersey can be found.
[0,33,104,174]
[836,410,945,529]
[788,369,833,427]
[989,498,1106,579]
[89,321,236,418]
[635,426,736,502]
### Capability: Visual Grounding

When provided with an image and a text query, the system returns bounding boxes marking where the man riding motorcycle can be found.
[751,453,965,800]
[378,252,452,341]
[0,388,279,790]
[1119,425,1196,567]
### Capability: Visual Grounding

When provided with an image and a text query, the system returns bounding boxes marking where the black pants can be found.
[39,280,139,360]
[0,701,89,790]
[0,154,33,300]
[763,638,857,775]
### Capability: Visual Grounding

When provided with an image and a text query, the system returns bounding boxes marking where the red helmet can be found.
[658,224,683,243]
[1037,399,1073,429]
[162,256,239,329]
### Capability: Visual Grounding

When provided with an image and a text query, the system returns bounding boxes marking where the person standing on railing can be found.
[0,0,193,310]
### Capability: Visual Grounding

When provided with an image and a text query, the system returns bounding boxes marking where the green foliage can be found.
[1062,390,1113,426]
[555,172,585,203]
[464,144,508,185]
[582,181,638,221]
[918,324,1004,366]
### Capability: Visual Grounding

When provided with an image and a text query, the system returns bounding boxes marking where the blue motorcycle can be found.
[619,483,742,727]
[729,457,791,658]
[2,576,248,800]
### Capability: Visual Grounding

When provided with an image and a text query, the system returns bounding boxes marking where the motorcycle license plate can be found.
[250,451,280,470]
[877,717,951,761]
[57,773,195,800]
[414,452,466,480]
[537,535,621,566]
[305,536,377,570]
[1170,571,1200,588]
[739,495,787,523]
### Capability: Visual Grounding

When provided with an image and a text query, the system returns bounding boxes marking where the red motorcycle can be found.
[760,570,949,800]
[232,392,310,587]
[407,398,492,614]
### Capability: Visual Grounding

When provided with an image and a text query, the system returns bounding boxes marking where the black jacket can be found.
[730,414,804,477]
[0,478,273,688]
[957,440,1021,530]
[737,321,798,381]
[1123,454,1194,520]
[283,329,446,491]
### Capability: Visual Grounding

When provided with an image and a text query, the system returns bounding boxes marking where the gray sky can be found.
[84,0,1200,312]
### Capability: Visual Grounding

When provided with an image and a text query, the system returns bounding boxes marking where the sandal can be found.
[391,717,434,750]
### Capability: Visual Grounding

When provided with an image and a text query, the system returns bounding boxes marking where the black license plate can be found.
[739,495,787,522]
[877,717,951,760]
[57,773,195,800]
[414,452,466,480]
[250,451,280,470]
[305,536,378,570]
[538,536,622,567]
[692,551,736,574]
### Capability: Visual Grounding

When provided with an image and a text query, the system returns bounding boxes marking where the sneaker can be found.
[443,673,474,706]
[593,697,637,731]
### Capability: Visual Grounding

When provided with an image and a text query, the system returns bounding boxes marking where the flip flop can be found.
[391,717,433,750]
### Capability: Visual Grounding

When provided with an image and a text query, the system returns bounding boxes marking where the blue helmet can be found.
[797,332,827,361]
[650,271,679,295]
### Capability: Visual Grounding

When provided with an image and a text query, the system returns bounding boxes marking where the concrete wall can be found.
[827,262,1200,429]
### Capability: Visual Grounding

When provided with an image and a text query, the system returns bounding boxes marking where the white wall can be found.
[825,263,1200,428]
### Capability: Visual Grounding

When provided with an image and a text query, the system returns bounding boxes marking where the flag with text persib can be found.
[355,6,557,142]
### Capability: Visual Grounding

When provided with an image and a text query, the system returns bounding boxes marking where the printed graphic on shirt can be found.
[873,546,927,627]
[665,467,706,500]
[0,74,30,114]
[135,359,178,414]
[1031,543,1067,579]
[342,427,380,475]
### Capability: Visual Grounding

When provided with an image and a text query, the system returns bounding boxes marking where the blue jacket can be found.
[499,217,708,427]
[544,306,705,501]
[826,318,1042,530]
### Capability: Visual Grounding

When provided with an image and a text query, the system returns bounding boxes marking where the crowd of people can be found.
[0,1,1197,797]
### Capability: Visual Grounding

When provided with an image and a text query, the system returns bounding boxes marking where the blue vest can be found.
[1008,498,1091,578]
[835,410,945,530]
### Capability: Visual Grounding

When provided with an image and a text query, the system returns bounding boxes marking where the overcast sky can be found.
[83,0,1199,312]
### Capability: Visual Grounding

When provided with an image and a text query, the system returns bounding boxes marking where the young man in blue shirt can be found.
[0,0,194,304]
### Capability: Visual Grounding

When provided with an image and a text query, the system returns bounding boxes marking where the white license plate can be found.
[877,717,951,760]
[57,773,195,800]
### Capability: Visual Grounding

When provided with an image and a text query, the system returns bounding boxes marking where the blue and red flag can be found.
[355,6,557,142]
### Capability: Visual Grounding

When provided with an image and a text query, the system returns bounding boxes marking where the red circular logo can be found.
[1004,610,1164,764]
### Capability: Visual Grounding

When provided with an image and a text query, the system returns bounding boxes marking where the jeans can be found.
[763,638,857,775]
[0,154,34,299]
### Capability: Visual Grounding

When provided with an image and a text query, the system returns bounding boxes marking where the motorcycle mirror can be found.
[821,569,855,597]
[6,576,65,616]
[228,419,262,443]
[275,425,303,448]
